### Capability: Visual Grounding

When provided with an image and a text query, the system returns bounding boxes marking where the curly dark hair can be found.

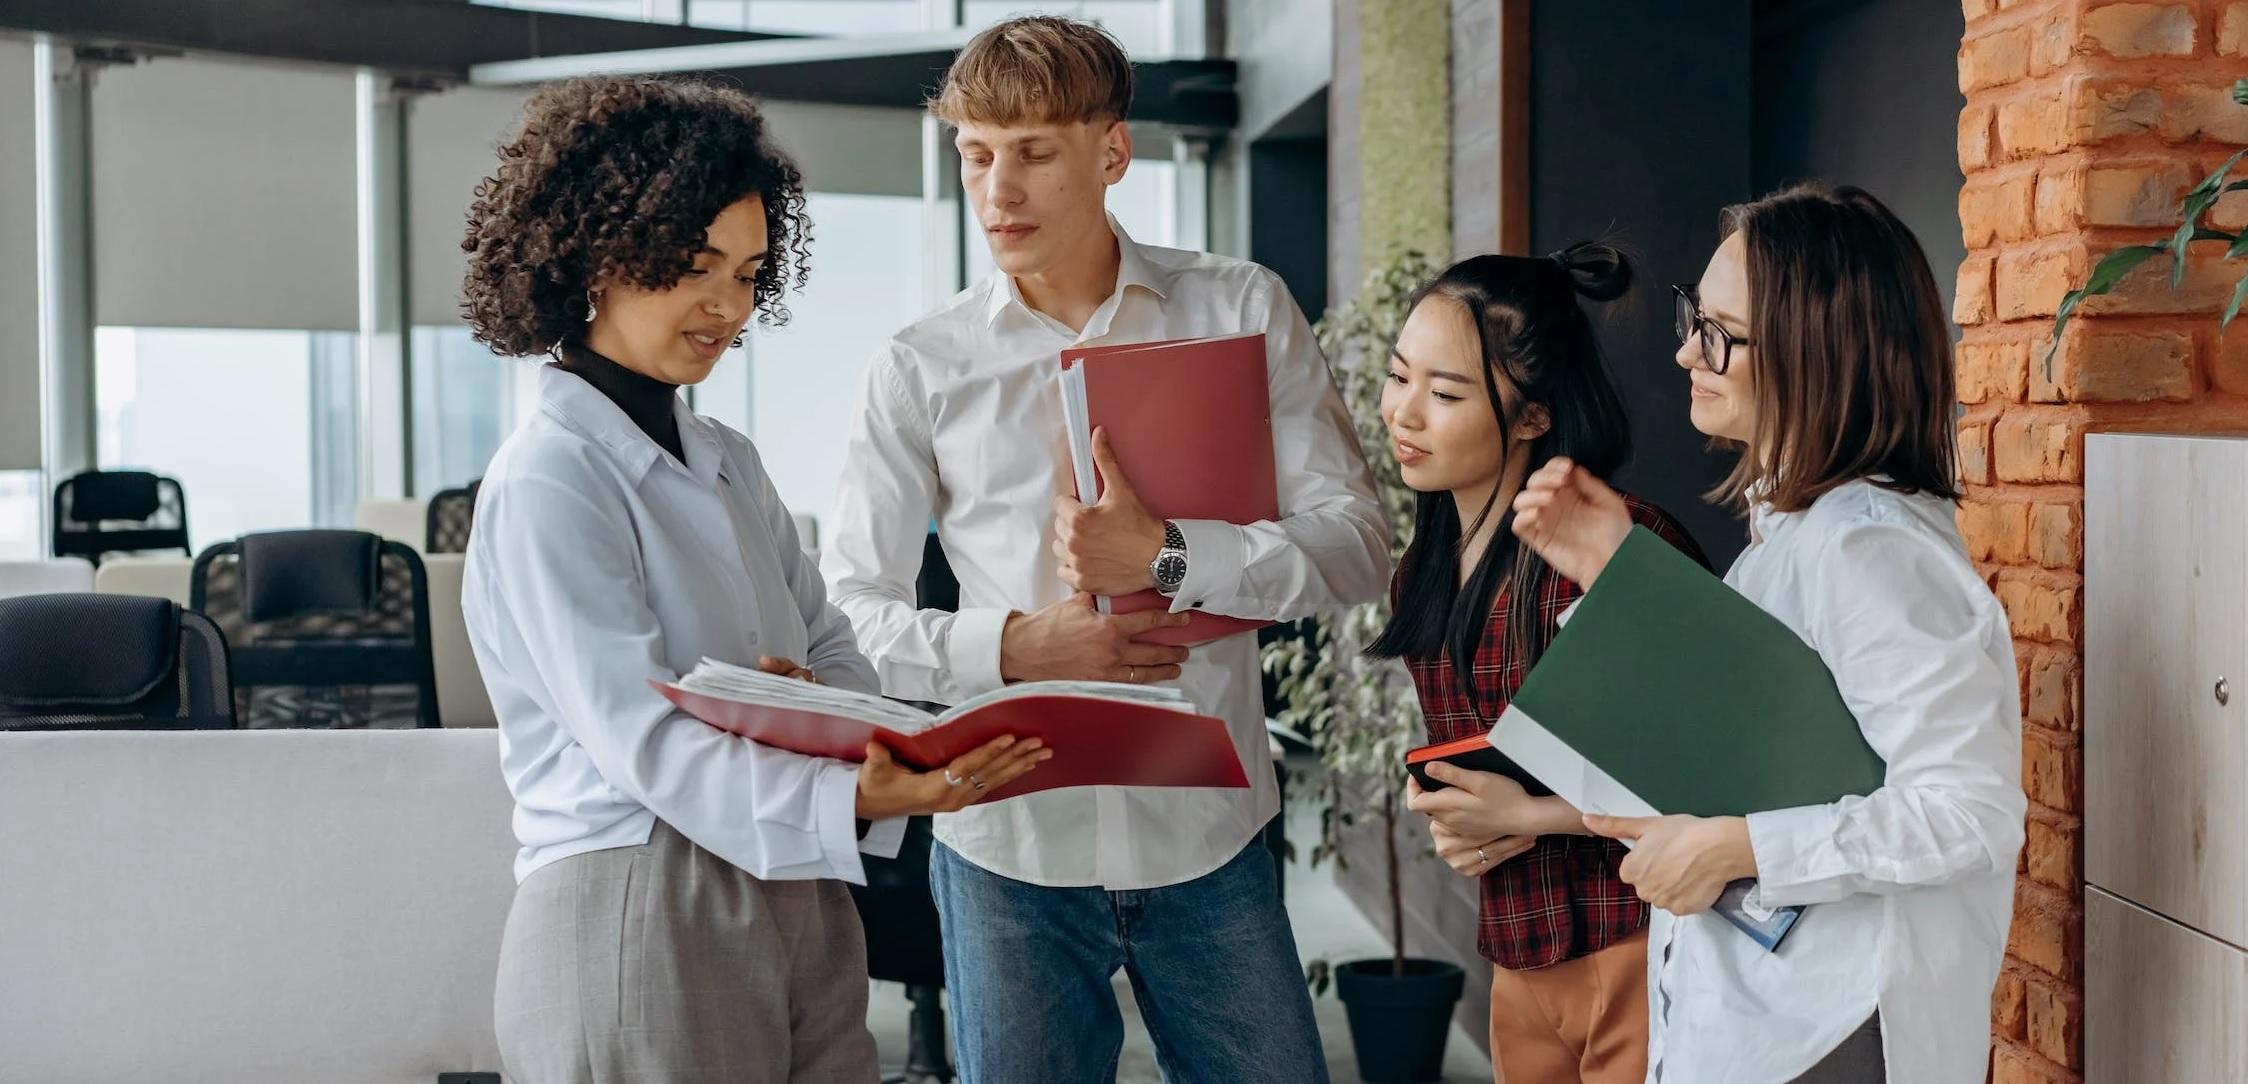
[461,76,812,357]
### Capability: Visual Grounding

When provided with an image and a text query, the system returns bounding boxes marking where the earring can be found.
[731,333,745,349]
[584,293,599,324]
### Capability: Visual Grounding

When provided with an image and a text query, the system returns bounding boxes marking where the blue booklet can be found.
[1714,879,1802,951]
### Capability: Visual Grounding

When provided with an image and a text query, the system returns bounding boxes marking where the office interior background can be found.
[4,1,2247,1082]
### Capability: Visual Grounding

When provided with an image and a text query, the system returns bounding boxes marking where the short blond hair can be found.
[928,16,1133,127]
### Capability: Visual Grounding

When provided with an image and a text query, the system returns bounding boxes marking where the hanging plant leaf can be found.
[2225,274,2248,330]
[2048,245,2166,368]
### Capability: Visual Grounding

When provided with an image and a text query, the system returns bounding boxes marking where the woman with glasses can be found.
[1371,245,1706,1084]
[1510,183,2026,1084]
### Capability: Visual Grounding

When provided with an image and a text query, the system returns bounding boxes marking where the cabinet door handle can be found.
[2217,677,2230,706]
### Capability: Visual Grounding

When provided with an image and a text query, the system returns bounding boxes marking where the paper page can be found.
[1055,363,1110,616]
[675,658,935,734]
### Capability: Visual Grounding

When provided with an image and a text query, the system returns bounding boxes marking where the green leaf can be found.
[2230,231,2248,260]
[2225,273,2248,330]
[2050,245,2166,365]
[2235,77,2248,107]
[2188,149,2248,203]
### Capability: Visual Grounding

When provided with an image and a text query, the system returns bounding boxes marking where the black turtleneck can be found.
[560,343,686,465]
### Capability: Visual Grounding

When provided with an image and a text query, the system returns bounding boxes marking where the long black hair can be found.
[1366,245,1635,710]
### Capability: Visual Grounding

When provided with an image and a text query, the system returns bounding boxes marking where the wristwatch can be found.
[1151,520,1189,596]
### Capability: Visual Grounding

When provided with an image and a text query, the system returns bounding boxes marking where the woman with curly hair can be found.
[458,76,1049,1083]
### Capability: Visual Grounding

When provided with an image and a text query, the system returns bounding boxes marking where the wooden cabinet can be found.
[2084,434,2248,1082]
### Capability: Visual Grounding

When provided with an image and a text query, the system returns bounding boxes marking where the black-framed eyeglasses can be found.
[1672,284,1751,376]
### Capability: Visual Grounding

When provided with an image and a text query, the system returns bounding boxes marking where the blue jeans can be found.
[929,834,1329,1084]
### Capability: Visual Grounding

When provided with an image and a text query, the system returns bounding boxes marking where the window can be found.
[0,471,40,561]
[473,0,685,22]
[95,327,357,553]
[411,327,544,498]
[964,1,1171,53]
[704,192,924,530]
[688,1,921,33]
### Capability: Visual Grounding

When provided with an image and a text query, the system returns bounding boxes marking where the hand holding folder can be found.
[1478,528,1887,950]
[657,659,1249,805]
[1057,332,1279,647]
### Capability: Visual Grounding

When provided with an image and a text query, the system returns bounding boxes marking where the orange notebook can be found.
[654,663,1248,806]
[1059,332,1278,648]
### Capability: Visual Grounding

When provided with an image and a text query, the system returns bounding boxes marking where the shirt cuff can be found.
[1168,519,1248,614]
[1745,804,1843,907]
[858,815,907,860]
[948,606,1011,697]
[813,760,872,885]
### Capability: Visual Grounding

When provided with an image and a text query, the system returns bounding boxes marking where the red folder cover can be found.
[656,682,1250,805]
[1061,332,1279,647]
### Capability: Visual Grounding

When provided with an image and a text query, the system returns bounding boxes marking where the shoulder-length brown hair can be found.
[1712,182,1959,513]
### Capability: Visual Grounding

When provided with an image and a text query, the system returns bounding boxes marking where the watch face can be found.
[1156,553,1188,587]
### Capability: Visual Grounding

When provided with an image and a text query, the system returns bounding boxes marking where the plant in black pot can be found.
[1265,251,1465,1084]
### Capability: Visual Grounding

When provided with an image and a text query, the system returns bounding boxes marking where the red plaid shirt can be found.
[1404,494,1708,971]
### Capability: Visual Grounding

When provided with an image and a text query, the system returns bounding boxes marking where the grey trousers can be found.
[1787,1015,1883,1084]
[493,820,879,1083]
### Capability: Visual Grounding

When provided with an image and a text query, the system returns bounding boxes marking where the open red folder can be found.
[1059,332,1279,648]
[654,667,1248,806]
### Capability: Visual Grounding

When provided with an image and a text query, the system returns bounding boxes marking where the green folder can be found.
[1503,526,1885,819]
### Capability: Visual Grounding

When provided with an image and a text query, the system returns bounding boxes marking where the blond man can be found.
[820,15,1386,1083]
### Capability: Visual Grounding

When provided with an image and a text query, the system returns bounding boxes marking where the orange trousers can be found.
[1486,929,1649,1084]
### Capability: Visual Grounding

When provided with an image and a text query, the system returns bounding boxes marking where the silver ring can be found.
[942,769,964,788]
[969,774,986,791]
[1475,846,1488,865]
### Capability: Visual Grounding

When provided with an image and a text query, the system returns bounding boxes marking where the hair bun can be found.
[1547,241,1633,303]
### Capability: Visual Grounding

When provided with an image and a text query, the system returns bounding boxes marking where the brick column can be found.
[1956,2,2248,1081]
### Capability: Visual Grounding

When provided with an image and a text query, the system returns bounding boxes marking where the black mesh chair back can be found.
[425,480,480,555]
[0,593,234,730]
[52,470,192,565]
[191,530,440,729]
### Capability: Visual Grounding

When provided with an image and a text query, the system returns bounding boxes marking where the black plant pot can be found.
[1334,957,1466,1083]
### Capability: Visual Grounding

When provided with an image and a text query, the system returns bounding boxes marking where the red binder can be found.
[1060,332,1279,647]
[656,682,1250,805]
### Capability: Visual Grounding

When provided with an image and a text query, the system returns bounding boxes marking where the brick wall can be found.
[1955,2,2248,1080]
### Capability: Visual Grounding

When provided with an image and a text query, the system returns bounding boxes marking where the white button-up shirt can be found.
[464,364,903,885]
[821,219,1388,890]
[1646,480,2025,1084]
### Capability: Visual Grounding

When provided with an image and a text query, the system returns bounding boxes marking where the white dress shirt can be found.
[820,218,1388,891]
[464,364,904,885]
[1645,480,2026,1083]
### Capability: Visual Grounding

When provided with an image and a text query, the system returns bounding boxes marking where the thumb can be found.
[1091,428,1127,502]
[1584,813,1651,840]
[1422,760,1468,787]
[756,655,793,674]
[862,741,894,773]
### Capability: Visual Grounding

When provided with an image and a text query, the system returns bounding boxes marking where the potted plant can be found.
[2050,78,2248,346]
[1264,250,1463,1084]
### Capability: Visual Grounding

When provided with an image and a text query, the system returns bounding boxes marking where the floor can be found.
[866,788,1494,1084]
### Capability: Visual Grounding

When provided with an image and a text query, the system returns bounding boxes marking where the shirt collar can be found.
[537,363,721,487]
[979,213,1172,329]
